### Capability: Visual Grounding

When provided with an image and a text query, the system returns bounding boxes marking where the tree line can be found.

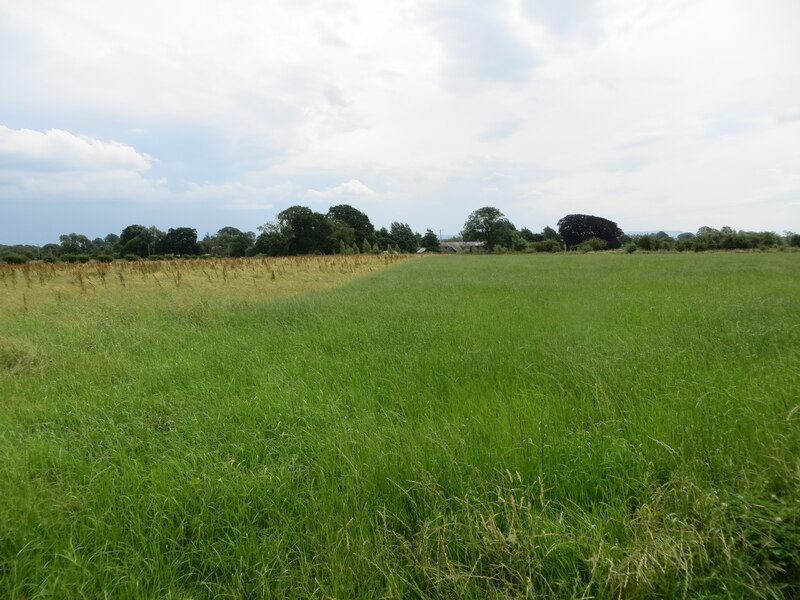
[2,205,798,263]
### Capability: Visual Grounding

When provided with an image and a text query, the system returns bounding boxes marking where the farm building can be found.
[440,241,486,253]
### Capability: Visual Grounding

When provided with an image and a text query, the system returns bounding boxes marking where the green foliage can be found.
[461,206,515,251]
[419,229,440,252]
[1,253,28,264]
[576,237,608,252]
[530,238,562,253]
[160,227,200,256]
[277,205,334,255]
[389,222,418,253]
[327,204,376,247]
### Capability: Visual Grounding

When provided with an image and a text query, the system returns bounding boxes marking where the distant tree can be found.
[277,206,333,254]
[461,207,514,251]
[519,228,538,242]
[329,220,356,252]
[326,205,376,246]
[375,227,394,251]
[542,226,561,241]
[420,229,441,252]
[161,227,200,256]
[229,232,254,257]
[557,214,623,250]
[40,243,61,259]
[119,225,150,257]
[253,222,290,256]
[217,226,242,237]
[677,232,695,240]
[59,233,92,255]
[390,222,418,253]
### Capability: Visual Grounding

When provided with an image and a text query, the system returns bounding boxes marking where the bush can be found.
[2,253,28,264]
[124,254,140,262]
[75,254,92,263]
[60,254,78,263]
[96,254,114,263]
[624,242,637,253]
[531,239,562,253]
[577,237,607,252]
[149,254,166,261]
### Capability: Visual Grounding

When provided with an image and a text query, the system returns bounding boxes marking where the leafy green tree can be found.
[420,229,441,252]
[229,232,254,257]
[461,207,514,251]
[375,227,394,251]
[390,222,418,253]
[326,205,375,246]
[542,226,562,242]
[119,225,151,257]
[59,233,92,255]
[278,206,334,254]
[329,220,356,252]
[40,243,61,259]
[557,214,623,250]
[217,226,242,236]
[161,227,201,256]
[253,223,290,256]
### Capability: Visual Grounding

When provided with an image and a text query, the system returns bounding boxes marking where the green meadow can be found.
[1,253,798,599]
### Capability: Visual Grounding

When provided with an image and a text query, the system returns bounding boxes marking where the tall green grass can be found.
[1,253,798,598]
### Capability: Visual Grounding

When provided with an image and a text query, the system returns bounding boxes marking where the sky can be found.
[1,0,799,245]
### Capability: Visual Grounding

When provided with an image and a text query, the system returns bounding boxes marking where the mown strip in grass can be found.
[1,253,798,598]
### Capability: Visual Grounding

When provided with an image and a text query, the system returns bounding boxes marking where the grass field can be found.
[1,253,798,599]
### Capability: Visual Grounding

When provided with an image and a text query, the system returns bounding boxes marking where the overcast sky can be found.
[1,0,799,245]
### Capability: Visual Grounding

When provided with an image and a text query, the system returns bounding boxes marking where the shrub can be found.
[624,242,637,253]
[124,254,140,262]
[2,253,28,264]
[75,254,92,263]
[577,237,607,252]
[531,239,562,253]
[96,254,114,263]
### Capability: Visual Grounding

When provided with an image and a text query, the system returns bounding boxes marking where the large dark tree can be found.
[557,214,623,249]
[461,207,514,251]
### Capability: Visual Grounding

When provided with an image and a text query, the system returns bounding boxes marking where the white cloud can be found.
[307,179,377,199]
[0,126,153,172]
